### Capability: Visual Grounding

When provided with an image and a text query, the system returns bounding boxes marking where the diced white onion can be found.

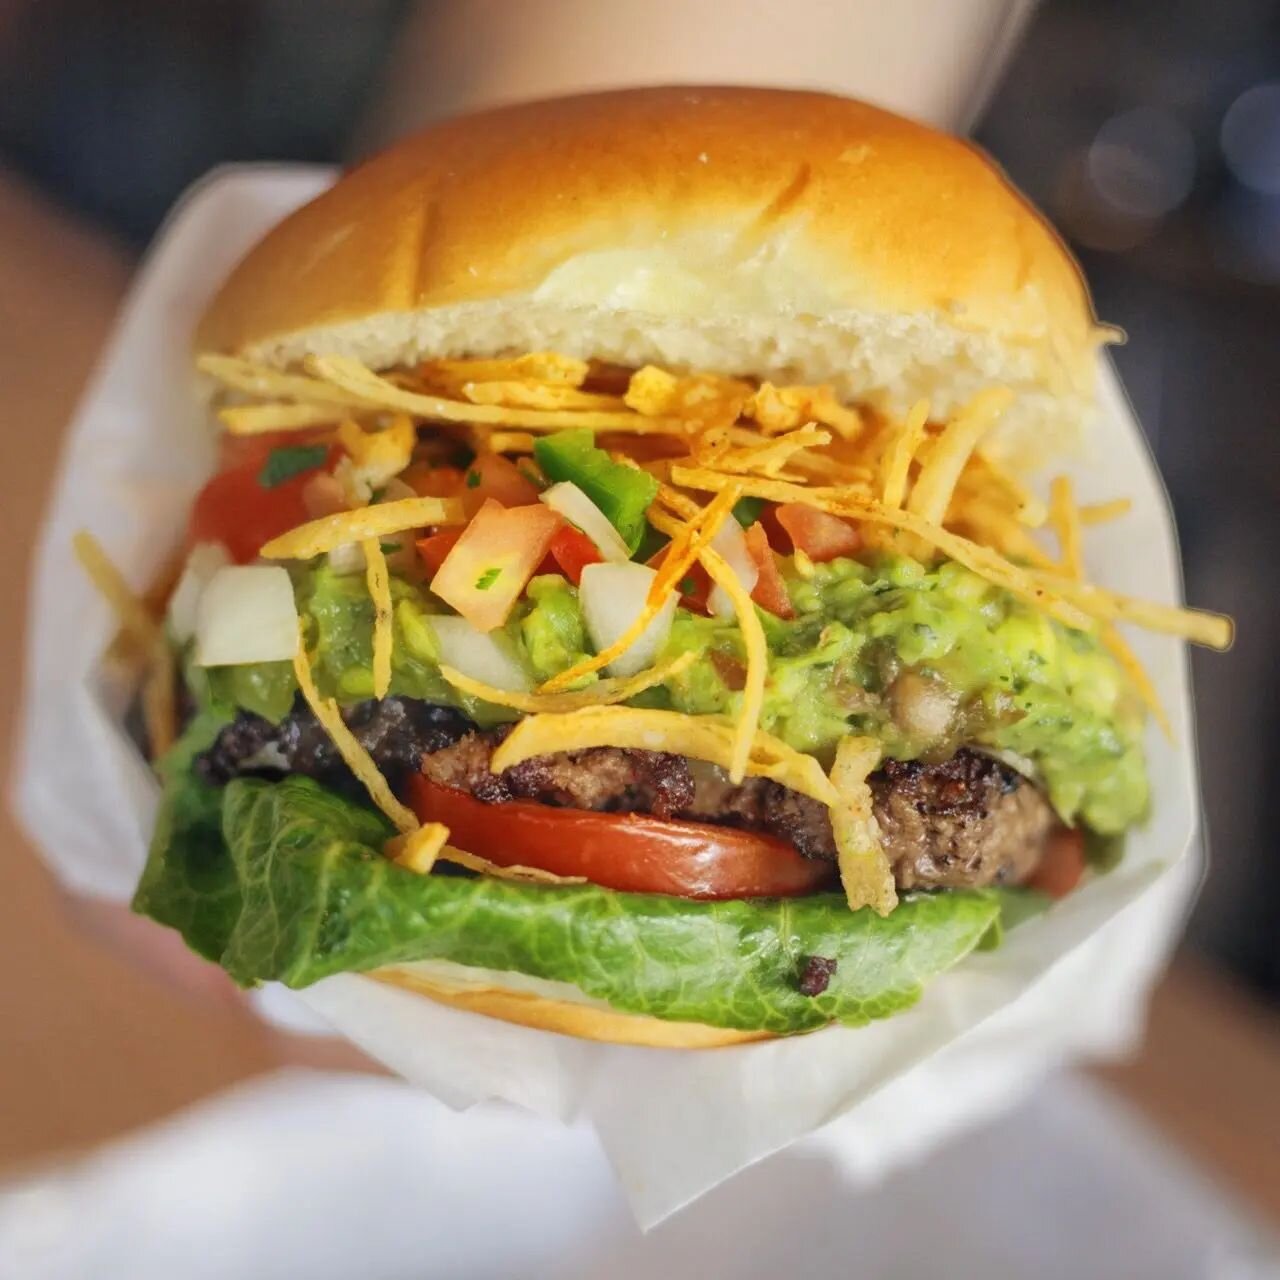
[333,456,372,505]
[707,518,759,619]
[167,541,231,643]
[327,541,365,575]
[381,477,418,502]
[579,562,677,676]
[539,481,630,563]
[429,615,531,692]
[194,566,299,667]
[891,671,955,742]
[972,744,1040,783]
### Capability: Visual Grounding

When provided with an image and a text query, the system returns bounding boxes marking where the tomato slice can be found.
[1026,828,1086,899]
[462,453,540,514]
[430,498,561,630]
[548,524,604,585]
[775,503,862,562]
[744,522,794,618]
[189,445,338,563]
[408,776,836,899]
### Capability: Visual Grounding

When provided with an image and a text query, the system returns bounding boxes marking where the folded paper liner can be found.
[12,167,1202,1228]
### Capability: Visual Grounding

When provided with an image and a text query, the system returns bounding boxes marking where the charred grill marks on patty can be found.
[197,696,472,797]
[871,755,1052,889]
[422,728,697,815]
[200,700,1058,890]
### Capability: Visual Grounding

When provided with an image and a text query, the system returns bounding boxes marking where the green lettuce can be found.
[132,710,242,961]
[133,725,1025,1034]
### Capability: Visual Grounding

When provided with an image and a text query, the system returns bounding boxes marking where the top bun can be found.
[197,86,1107,459]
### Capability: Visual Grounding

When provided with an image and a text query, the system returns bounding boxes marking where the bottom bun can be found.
[371,964,774,1048]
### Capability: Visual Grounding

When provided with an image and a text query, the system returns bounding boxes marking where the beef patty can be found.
[200,698,1056,890]
[197,696,473,794]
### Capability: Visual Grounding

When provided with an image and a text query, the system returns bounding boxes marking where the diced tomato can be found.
[1027,828,1086,899]
[461,453,540,514]
[709,650,747,691]
[416,528,464,578]
[647,544,713,614]
[744,522,794,618]
[775,503,862,562]
[216,429,331,473]
[189,444,339,564]
[754,502,791,552]
[301,471,348,519]
[430,499,561,630]
[547,524,604,585]
[402,463,466,499]
[408,777,837,899]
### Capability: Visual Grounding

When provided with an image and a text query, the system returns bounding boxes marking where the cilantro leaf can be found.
[257,444,328,489]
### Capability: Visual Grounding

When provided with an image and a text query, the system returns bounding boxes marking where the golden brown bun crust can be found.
[196,85,1098,386]
[372,966,773,1048]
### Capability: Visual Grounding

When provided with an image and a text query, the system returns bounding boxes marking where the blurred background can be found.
[0,1,1277,1274]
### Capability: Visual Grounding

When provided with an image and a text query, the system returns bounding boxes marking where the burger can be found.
[88,87,1230,1047]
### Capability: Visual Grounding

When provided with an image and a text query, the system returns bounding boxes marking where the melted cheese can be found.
[388,822,450,874]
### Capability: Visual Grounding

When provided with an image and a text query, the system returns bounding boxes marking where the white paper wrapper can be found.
[13,167,1202,1228]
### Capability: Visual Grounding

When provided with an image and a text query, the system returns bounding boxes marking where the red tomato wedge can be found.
[408,776,836,899]
[462,453,540,514]
[430,498,560,630]
[189,445,339,564]
[744,522,794,618]
[775,503,862,562]
[1026,828,1086,899]
[547,524,604,585]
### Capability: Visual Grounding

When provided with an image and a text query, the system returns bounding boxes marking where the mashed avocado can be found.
[658,556,1148,834]
[195,555,1149,837]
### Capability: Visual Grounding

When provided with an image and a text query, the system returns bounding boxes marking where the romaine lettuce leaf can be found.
[134,728,1016,1033]
[132,710,241,961]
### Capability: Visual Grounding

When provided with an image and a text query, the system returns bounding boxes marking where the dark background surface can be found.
[977,0,1280,996]
[1,0,1275,999]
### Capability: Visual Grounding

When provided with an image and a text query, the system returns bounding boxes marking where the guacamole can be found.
[193,554,1149,837]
